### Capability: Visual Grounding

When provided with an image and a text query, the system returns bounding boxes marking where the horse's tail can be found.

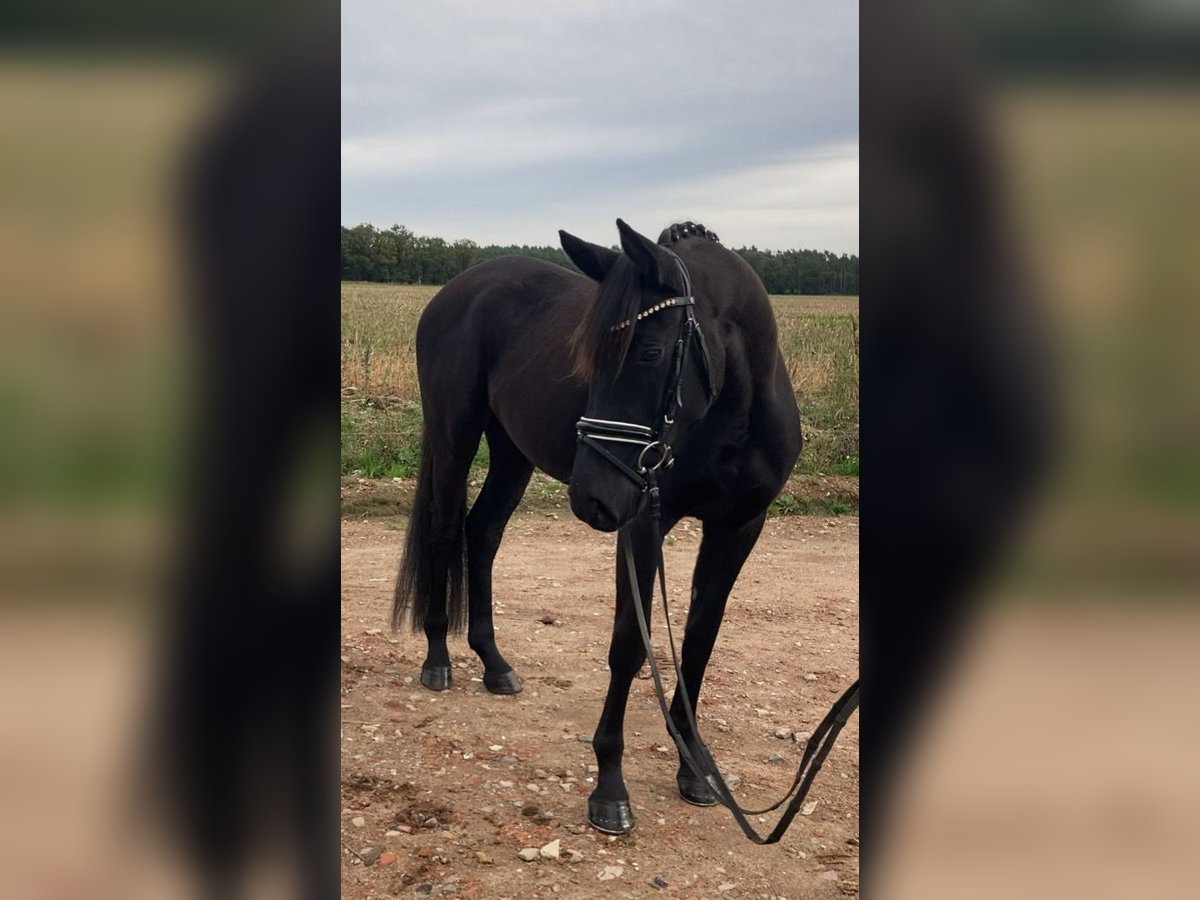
[392,431,468,633]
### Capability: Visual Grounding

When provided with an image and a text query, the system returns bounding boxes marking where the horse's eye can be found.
[639,346,664,364]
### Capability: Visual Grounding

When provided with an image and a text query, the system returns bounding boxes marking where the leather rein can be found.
[622,498,860,844]
[576,250,860,844]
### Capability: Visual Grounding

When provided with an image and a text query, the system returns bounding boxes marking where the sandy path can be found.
[341,513,858,899]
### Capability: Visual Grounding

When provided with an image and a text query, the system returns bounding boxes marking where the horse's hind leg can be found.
[671,513,766,806]
[394,301,493,691]
[465,419,533,694]
[414,430,481,691]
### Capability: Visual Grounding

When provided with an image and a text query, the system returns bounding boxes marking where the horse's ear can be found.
[559,230,620,282]
[616,218,684,292]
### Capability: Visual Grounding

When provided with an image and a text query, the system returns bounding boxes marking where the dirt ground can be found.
[341,511,859,900]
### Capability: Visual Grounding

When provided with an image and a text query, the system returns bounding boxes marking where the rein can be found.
[623,474,860,844]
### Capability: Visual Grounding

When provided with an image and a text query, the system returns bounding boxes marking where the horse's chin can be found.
[585,518,621,534]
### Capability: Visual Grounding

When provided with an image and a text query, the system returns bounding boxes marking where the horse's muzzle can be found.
[568,489,622,532]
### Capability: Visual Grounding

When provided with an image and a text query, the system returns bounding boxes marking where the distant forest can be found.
[342,224,859,296]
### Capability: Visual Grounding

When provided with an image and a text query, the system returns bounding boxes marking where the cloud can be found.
[341,0,858,251]
[341,116,679,176]
[643,143,860,252]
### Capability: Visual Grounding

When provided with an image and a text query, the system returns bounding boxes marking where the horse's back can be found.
[415,256,578,352]
[414,257,589,478]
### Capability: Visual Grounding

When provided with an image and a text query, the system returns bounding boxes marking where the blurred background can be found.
[0,0,1197,897]
[865,1,1200,898]
[0,4,339,898]
[0,46,219,900]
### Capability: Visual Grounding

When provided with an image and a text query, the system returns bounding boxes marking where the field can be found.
[341,281,859,517]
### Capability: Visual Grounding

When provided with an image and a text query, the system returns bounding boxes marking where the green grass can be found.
[771,493,854,517]
[340,401,423,479]
[831,455,860,476]
[341,283,858,513]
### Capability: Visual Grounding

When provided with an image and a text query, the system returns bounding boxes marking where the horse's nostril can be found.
[590,500,617,531]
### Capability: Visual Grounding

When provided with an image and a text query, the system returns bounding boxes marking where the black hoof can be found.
[419,666,452,691]
[587,797,636,835]
[677,772,718,807]
[482,669,522,694]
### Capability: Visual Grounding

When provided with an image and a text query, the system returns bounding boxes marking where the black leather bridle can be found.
[574,250,714,494]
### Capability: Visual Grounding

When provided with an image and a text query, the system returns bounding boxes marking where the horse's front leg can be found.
[587,511,676,834]
[671,513,766,806]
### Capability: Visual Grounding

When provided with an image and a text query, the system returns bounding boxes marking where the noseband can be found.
[575,253,714,493]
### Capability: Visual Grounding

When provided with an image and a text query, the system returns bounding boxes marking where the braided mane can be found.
[657,221,721,245]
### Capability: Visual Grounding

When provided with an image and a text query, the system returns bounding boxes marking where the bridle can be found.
[574,249,714,493]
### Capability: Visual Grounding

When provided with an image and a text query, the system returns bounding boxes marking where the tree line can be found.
[342,224,859,296]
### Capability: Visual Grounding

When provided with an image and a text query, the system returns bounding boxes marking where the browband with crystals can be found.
[610,295,695,332]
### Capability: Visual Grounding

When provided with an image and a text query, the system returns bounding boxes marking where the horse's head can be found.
[560,219,718,532]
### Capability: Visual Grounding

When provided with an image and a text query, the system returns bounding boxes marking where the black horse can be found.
[393,218,802,833]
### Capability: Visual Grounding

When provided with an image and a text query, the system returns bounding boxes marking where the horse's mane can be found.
[569,255,642,381]
[570,223,721,381]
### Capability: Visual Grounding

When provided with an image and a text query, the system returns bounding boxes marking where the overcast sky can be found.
[342,1,858,254]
